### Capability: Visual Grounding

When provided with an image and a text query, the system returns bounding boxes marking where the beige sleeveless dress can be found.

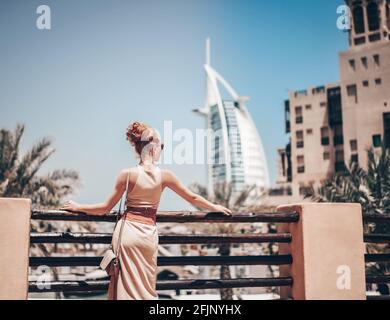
[108,164,162,300]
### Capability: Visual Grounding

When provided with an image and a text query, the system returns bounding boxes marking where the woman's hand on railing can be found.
[60,200,81,213]
[211,204,232,216]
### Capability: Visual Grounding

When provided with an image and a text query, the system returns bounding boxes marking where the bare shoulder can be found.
[160,169,178,187]
[161,169,177,179]
[161,168,173,175]
[118,167,136,182]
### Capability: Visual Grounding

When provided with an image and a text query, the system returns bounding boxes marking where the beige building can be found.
[273,0,390,199]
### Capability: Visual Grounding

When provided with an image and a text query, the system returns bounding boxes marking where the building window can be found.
[299,185,312,196]
[333,124,344,146]
[363,80,369,87]
[349,59,356,71]
[297,156,305,174]
[295,106,303,124]
[285,100,291,134]
[373,134,382,147]
[367,1,380,31]
[384,112,390,148]
[369,32,381,42]
[387,1,390,30]
[305,104,312,110]
[373,54,380,67]
[347,84,358,103]
[375,78,382,85]
[351,154,359,164]
[361,57,368,68]
[350,139,358,152]
[335,150,345,172]
[353,5,365,34]
[306,128,313,135]
[335,150,344,162]
[321,127,330,146]
[296,131,304,148]
[320,101,327,107]
[354,36,366,45]
[297,166,305,174]
[323,152,330,160]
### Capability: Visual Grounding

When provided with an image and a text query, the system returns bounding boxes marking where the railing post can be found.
[0,198,31,300]
[277,203,366,300]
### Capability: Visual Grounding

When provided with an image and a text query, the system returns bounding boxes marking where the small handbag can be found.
[100,170,130,277]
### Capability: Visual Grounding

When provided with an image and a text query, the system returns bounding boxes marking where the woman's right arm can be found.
[60,169,129,215]
[163,170,232,216]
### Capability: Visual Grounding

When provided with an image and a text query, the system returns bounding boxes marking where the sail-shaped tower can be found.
[194,39,270,194]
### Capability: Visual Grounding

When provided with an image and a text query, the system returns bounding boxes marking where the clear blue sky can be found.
[0,0,348,210]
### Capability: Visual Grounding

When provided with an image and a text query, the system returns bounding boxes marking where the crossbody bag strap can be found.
[114,169,131,258]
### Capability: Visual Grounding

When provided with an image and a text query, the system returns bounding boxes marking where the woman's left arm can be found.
[60,170,129,216]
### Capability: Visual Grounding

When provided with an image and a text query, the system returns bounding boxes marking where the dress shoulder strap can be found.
[124,168,130,195]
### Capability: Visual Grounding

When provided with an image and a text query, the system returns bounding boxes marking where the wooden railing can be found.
[28,210,298,297]
[363,213,390,300]
[28,210,390,299]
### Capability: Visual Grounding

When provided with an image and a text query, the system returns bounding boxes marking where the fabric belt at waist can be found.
[122,206,157,226]
[125,206,157,216]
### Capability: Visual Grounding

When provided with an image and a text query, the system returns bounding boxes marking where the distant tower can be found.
[346,0,390,47]
[193,38,270,194]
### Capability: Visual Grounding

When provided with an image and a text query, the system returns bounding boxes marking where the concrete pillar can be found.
[0,198,31,300]
[278,203,366,300]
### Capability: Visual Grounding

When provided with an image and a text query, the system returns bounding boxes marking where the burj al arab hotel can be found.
[194,39,270,193]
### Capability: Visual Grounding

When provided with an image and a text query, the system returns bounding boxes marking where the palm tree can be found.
[0,124,81,298]
[0,124,80,203]
[189,182,264,300]
[307,145,390,293]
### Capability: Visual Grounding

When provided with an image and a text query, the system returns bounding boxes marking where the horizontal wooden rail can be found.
[29,254,292,267]
[29,280,108,293]
[363,213,390,223]
[364,234,390,243]
[28,277,293,293]
[365,253,390,263]
[30,232,112,244]
[31,210,300,223]
[30,232,292,244]
[366,274,390,284]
